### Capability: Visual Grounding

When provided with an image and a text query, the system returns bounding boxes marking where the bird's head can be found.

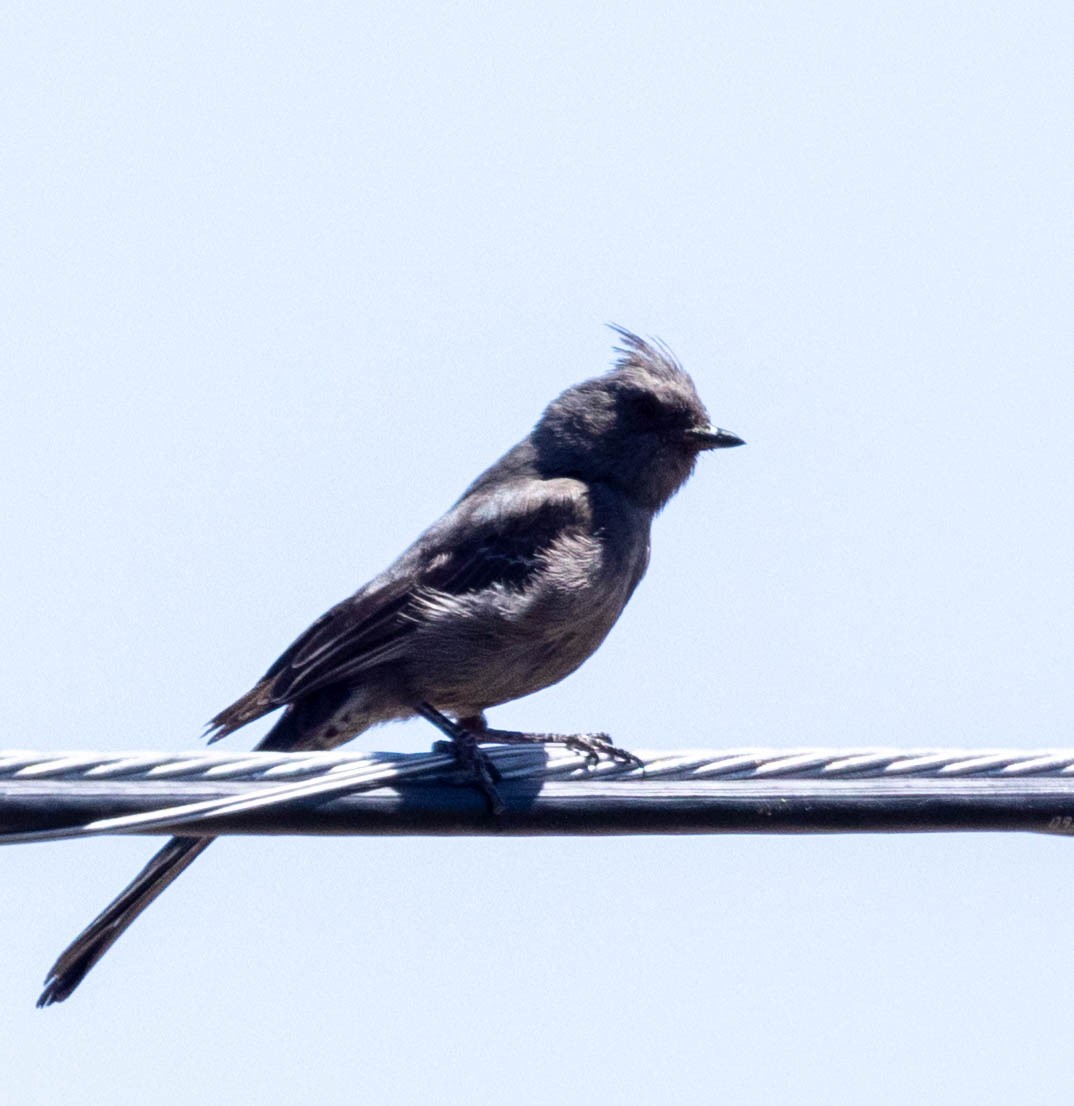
[532,326,744,511]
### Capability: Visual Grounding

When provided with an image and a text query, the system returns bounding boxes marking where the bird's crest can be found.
[607,323,686,382]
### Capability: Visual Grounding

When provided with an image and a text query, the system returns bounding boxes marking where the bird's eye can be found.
[627,392,665,426]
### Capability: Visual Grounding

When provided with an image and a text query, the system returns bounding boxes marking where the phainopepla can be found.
[38,325,744,1005]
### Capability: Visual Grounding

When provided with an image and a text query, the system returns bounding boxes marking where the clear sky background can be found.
[3,4,1073,1103]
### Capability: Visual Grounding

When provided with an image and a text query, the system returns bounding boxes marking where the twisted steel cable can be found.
[4,745,1074,842]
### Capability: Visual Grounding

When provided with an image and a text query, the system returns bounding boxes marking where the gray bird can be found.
[38,326,743,1005]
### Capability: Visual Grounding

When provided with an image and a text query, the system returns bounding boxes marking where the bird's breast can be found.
[406,516,650,714]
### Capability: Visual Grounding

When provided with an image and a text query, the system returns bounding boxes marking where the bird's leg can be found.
[475,721,645,770]
[417,702,505,814]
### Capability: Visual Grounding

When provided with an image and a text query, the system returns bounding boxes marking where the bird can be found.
[37,325,744,1005]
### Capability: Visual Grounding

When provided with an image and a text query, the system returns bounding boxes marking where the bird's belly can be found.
[408,574,632,714]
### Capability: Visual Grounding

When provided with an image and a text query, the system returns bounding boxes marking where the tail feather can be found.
[205,680,276,742]
[39,685,362,1004]
[37,836,214,1006]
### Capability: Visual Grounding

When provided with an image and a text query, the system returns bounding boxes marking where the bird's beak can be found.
[686,426,746,450]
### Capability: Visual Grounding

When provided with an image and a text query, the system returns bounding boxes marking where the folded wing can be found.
[206,477,590,739]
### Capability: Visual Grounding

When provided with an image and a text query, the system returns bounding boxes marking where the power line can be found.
[4,745,1074,842]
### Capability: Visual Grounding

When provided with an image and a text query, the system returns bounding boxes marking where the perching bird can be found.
[38,326,744,1005]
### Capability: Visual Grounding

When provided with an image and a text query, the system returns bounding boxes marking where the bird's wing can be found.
[207,477,589,737]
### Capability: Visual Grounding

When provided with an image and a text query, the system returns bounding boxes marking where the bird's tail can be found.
[37,835,214,1006]
[39,689,359,1005]
[205,678,277,743]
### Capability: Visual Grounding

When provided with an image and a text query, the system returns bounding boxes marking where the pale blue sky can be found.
[3,4,1073,1103]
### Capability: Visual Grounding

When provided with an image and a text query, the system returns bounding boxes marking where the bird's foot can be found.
[476,723,644,771]
[420,704,644,808]
[419,704,505,814]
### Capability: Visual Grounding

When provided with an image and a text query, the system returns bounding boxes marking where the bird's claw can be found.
[421,704,642,811]
[449,738,505,814]
[562,732,645,770]
[419,704,505,813]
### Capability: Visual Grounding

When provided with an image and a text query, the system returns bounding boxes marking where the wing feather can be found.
[207,478,589,738]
